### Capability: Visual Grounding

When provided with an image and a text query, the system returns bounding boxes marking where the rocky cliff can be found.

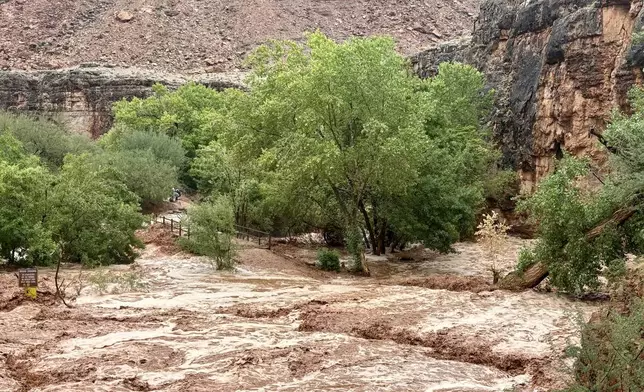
[2,0,642,188]
[413,0,644,192]
[0,67,243,137]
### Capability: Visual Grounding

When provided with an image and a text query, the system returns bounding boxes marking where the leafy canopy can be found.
[47,154,145,266]
[112,83,238,156]
[0,113,147,267]
[110,33,501,265]
[224,33,496,255]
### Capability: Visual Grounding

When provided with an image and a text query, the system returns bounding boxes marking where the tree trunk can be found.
[497,262,549,291]
[377,220,387,255]
[358,200,377,254]
[372,210,379,255]
[389,235,398,254]
[586,207,636,240]
[360,227,369,250]
[498,206,637,291]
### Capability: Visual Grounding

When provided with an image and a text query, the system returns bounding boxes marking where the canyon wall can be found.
[0,67,243,137]
[413,0,644,192]
[1,0,643,193]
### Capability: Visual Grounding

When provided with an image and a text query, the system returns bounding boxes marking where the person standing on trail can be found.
[170,188,181,202]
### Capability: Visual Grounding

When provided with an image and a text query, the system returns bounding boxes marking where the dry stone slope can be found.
[0,0,481,72]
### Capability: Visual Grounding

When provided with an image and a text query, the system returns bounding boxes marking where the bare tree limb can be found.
[54,252,74,308]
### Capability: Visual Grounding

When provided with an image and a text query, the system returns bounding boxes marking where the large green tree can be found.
[47,154,145,266]
[0,133,55,265]
[228,34,495,259]
[112,83,237,157]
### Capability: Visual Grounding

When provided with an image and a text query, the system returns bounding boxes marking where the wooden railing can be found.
[152,216,271,249]
[155,216,190,238]
[234,224,272,250]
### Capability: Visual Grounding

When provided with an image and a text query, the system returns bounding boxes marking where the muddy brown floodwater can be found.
[0,239,597,392]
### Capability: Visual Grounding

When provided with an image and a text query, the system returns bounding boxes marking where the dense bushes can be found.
[563,299,644,391]
[517,158,625,293]
[0,113,95,169]
[48,154,145,266]
[0,114,153,267]
[316,248,341,272]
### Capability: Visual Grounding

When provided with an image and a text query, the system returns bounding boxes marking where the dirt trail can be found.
[0,240,596,391]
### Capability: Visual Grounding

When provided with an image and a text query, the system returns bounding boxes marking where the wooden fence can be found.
[155,216,190,238]
[153,216,271,249]
[234,224,272,250]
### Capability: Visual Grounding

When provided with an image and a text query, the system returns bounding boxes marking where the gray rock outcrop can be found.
[0,66,244,136]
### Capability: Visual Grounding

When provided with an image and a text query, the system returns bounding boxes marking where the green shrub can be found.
[100,127,186,169]
[483,168,519,201]
[0,112,95,169]
[517,157,625,294]
[316,248,341,272]
[48,154,145,266]
[562,300,644,391]
[179,197,236,270]
[90,150,179,206]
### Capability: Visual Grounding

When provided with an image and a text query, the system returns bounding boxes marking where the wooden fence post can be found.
[162,216,166,226]
[170,219,174,233]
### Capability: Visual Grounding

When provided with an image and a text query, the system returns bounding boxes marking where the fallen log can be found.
[498,206,638,291]
[497,262,549,291]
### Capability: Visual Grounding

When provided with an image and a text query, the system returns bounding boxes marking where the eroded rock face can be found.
[413,0,644,192]
[0,67,244,137]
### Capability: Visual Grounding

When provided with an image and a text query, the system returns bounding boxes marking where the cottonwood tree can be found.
[222,33,496,269]
[113,83,237,157]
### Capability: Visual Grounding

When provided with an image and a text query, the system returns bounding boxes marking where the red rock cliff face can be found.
[413,0,644,192]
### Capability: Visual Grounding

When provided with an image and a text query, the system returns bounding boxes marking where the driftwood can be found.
[498,206,638,291]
